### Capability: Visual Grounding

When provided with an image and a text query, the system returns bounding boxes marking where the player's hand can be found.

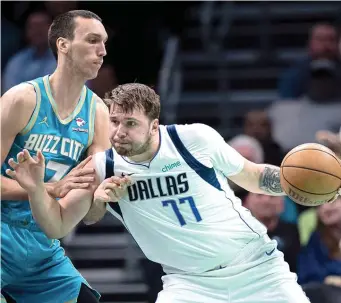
[6,149,45,193]
[94,176,133,203]
[316,130,341,157]
[326,188,341,204]
[49,156,96,198]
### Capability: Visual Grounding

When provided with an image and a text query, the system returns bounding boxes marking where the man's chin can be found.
[115,146,131,156]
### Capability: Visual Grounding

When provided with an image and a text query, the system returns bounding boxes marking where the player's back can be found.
[1,75,97,229]
[95,124,267,274]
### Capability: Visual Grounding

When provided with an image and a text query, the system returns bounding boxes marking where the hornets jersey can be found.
[94,124,267,274]
[1,75,97,227]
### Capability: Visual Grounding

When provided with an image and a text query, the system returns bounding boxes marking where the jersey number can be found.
[46,160,71,182]
[162,196,202,226]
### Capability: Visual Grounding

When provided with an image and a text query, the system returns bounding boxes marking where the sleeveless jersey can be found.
[94,124,267,274]
[1,75,97,228]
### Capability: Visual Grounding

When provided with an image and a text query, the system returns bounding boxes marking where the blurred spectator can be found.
[44,1,79,18]
[87,64,118,98]
[297,198,341,285]
[269,59,341,153]
[3,10,56,92]
[242,193,301,272]
[243,110,285,166]
[228,135,264,163]
[228,135,264,201]
[278,23,341,99]
[1,17,22,72]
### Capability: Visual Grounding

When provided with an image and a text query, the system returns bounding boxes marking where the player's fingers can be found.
[8,158,18,169]
[16,151,25,163]
[75,168,96,177]
[95,191,111,203]
[23,149,37,164]
[76,156,93,169]
[73,176,95,183]
[122,176,133,186]
[68,183,90,190]
[105,189,119,201]
[103,183,120,191]
[36,149,45,164]
[110,176,124,186]
[5,169,16,179]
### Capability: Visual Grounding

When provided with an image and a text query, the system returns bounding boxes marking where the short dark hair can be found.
[104,83,161,121]
[48,10,102,59]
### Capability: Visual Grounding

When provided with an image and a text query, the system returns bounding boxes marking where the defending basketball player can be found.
[9,83,336,302]
[1,10,111,303]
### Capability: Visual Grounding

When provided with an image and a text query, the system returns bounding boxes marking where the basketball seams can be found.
[281,171,339,195]
[284,148,341,169]
[281,165,341,181]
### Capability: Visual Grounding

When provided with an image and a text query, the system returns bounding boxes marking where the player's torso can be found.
[1,75,96,227]
[106,125,266,273]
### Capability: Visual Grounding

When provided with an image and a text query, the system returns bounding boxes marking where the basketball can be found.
[280,143,341,206]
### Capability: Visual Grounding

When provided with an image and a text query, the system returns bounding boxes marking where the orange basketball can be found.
[280,143,341,206]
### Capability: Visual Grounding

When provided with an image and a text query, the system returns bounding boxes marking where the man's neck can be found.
[49,67,86,112]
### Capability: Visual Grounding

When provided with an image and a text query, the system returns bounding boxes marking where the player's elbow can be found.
[43,227,65,240]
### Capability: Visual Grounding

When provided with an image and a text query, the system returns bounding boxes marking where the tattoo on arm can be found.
[259,166,284,195]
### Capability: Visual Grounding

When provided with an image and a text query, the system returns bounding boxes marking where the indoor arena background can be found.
[2,1,341,303]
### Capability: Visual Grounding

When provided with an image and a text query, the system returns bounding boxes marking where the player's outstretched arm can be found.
[6,149,100,239]
[1,84,95,201]
[228,160,285,196]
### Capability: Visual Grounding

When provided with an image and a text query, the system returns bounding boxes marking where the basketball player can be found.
[8,83,323,303]
[1,10,111,303]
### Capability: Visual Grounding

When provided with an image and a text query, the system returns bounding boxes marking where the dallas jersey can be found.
[94,124,267,274]
[1,75,96,227]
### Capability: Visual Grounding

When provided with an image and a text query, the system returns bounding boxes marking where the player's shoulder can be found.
[164,123,224,152]
[1,82,36,111]
[171,123,221,142]
[93,93,109,115]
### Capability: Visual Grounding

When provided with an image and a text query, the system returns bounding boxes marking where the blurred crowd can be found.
[2,2,341,303]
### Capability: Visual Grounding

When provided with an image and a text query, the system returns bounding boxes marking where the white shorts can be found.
[156,235,310,303]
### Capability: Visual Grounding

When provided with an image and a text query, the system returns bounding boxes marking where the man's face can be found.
[26,12,51,49]
[309,25,338,60]
[244,111,271,142]
[66,17,108,79]
[109,106,158,157]
[244,193,284,231]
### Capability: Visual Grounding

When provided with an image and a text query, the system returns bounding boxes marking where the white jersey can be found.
[94,124,267,274]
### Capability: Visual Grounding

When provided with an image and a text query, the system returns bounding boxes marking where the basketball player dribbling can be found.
[9,83,335,302]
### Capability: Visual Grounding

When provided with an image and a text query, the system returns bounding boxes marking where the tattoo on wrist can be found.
[259,166,283,195]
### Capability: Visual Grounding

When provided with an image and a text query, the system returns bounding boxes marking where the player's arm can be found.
[228,160,285,196]
[1,84,40,200]
[185,124,285,196]
[7,150,100,239]
[83,97,111,224]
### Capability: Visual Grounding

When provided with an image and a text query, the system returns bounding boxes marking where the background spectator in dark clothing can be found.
[3,10,56,92]
[297,198,341,285]
[278,22,341,99]
[243,110,285,166]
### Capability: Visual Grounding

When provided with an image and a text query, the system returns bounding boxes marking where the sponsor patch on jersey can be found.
[73,117,88,133]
